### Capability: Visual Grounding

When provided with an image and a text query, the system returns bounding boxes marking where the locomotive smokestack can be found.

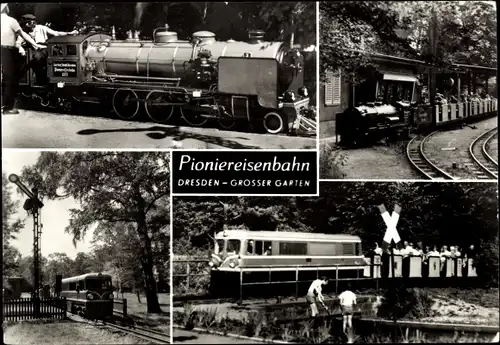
[248,29,265,44]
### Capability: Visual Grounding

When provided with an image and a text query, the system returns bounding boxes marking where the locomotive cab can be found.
[46,33,112,86]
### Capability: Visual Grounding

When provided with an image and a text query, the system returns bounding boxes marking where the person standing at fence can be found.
[1,3,43,114]
[305,276,328,317]
[339,283,357,333]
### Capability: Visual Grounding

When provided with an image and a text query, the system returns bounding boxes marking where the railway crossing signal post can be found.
[378,204,402,280]
[8,174,44,316]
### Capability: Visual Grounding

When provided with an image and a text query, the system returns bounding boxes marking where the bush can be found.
[475,236,499,287]
[319,142,347,179]
[377,285,434,320]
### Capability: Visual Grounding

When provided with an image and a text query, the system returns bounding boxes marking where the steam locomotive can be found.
[19,26,313,134]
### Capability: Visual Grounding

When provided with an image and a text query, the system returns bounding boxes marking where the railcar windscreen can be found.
[226,240,241,255]
[85,278,112,290]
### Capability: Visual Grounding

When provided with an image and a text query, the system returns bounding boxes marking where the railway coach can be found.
[60,273,114,320]
[17,25,315,134]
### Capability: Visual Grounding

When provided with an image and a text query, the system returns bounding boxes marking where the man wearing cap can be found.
[1,3,43,114]
[17,14,78,84]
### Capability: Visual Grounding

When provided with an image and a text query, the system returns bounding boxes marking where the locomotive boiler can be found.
[19,26,313,134]
[338,101,412,146]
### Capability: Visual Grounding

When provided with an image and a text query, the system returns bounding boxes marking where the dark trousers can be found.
[1,46,20,110]
[20,48,49,85]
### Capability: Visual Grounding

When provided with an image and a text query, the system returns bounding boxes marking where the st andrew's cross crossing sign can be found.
[378,204,402,249]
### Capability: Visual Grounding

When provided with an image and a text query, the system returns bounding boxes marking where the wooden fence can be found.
[113,298,128,318]
[172,257,210,294]
[3,297,67,321]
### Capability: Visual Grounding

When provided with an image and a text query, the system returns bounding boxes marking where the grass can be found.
[3,320,151,344]
[319,141,348,179]
[428,287,499,309]
[113,292,170,332]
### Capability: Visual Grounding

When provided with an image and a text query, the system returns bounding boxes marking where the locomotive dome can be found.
[192,31,216,44]
[155,30,178,43]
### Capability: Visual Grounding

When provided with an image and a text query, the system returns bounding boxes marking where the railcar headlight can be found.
[298,87,308,97]
[229,261,236,268]
[86,293,94,300]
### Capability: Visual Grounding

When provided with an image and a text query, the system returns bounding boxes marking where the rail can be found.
[238,264,370,304]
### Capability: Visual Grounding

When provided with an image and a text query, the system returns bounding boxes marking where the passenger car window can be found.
[279,242,307,255]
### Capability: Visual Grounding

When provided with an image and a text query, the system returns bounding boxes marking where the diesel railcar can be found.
[209,230,365,297]
[18,26,314,134]
[60,273,114,320]
[207,230,480,298]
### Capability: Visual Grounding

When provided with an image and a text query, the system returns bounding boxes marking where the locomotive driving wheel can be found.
[112,88,140,120]
[180,106,209,127]
[263,111,287,134]
[145,91,175,123]
[217,111,237,130]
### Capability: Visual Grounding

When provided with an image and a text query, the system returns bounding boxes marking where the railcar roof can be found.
[61,273,112,283]
[215,230,361,241]
[47,33,112,44]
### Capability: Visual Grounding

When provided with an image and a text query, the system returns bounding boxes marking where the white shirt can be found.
[16,24,58,46]
[308,279,323,297]
[1,13,21,47]
[339,290,357,306]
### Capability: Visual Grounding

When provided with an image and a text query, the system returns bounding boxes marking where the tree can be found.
[22,152,170,313]
[45,253,74,284]
[2,173,25,276]
[320,1,416,82]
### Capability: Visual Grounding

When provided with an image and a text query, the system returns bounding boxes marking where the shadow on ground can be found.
[173,335,199,342]
[77,126,261,149]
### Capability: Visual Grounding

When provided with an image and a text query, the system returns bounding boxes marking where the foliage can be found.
[2,173,25,277]
[20,152,170,313]
[8,2,315,46]
[319,143,348,179]
[320,1,416,82]
[320,1,497,82]
[378,285,434,320]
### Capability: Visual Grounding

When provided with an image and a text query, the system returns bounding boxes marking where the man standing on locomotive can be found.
[1,3,43,114]
[306,276,329,317]
[16,14,78,84]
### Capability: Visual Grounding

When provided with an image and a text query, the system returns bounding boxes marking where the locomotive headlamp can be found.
[298,87,308,97]
[229,261,236,268]
[86,293,94,300]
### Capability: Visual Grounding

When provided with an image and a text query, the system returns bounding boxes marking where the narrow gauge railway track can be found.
[406,132,455,180]
[103,322,171,344]
[67,310,171,344]
[469,127,498,179]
